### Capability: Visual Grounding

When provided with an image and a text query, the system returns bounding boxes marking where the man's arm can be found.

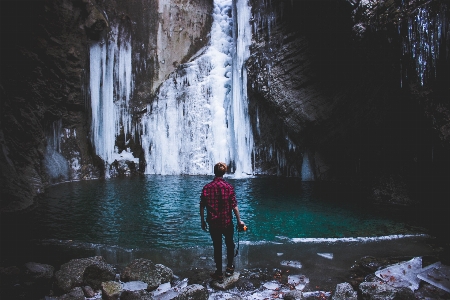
[200,202,207,231]
[233,206,244,226]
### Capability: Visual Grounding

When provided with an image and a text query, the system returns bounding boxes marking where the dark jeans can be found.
[209,225,235,273]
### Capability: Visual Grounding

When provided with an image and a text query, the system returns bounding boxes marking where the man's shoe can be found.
[225,265,234,277]
[210,271,224,283]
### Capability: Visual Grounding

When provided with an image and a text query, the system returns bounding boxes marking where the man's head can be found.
[214,162,227,177]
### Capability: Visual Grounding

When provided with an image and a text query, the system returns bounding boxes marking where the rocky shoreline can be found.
[1,252,449,300]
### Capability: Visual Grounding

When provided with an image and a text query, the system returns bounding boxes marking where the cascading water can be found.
[89,25,137,175]
[140,0,254,176]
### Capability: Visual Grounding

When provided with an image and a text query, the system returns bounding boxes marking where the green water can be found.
[20,175,426,250]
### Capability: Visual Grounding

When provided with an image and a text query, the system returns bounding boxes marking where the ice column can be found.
[141,0,254,175]
[43,120,69,182]
[231,0,254,176]
[89,26,134,168]
[301,152,314,181]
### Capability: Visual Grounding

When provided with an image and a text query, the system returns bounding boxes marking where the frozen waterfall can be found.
[140,0,254,176]
[89,1,254,176]
[43,120,69,182]
[89,25,137,173]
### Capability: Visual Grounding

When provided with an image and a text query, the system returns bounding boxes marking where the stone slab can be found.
[375,256,422,291]
[210,272,240,290]
[417,261,450,293]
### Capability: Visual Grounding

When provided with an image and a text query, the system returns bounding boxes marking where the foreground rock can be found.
[101,281,122,300]
[24,262,54,281]
[50,287,85,300]
[172,284,208,300]
[121,258,173,291]
[210,272,240,290]
[332,282,358,300]
[55,256,115,293]
[359,281,415,300]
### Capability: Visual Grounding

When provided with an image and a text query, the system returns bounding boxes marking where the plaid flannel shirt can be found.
[200,177,237,229]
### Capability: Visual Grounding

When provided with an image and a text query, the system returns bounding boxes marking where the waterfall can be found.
[89,25,136,172]
[140,0,254,176]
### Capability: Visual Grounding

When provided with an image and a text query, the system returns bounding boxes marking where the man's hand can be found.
[201,220,208,231]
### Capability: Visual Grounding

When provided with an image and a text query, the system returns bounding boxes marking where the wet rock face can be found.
[247,0,449,203]
[0,0,101,211]
[247,0,357,175]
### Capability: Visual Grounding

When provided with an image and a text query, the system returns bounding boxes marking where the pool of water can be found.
[17,175,426,250]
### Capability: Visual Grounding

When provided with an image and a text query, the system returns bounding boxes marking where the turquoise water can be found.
[28,175,425,250]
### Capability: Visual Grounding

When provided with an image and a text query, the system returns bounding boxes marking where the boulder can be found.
[172,284,208,300]
[51,286,85,300]
[24,262,54,280]
[332,282,358,300]
[81,285,96,298]
[22,262,55,299]
[121,258,173,290]
[55,256,115,293]
[358,281,415,300]
[101,281,123,300]
[283,290,303,300]
[0,265,21,286]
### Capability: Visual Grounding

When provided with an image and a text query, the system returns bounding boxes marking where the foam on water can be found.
[290,234,429,243]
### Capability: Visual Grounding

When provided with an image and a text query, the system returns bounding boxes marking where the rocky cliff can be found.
[246,0,449,205]
[0,0,448,212]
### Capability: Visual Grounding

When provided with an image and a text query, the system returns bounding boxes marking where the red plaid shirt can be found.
[200,177,237,229]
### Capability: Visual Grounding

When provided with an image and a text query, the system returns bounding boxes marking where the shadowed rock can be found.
[51,286,85,300]
[24,262,54,280]
[55,256,115,293]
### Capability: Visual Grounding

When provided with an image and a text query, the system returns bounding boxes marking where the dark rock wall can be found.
[0,0,103,211]
[247,0,449,205]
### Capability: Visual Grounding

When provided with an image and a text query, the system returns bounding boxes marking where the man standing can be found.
[200,162,245,282]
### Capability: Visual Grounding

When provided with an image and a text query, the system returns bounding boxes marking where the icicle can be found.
[403,3,447,86]
[43,120,69,182]
[89,25,134,170]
